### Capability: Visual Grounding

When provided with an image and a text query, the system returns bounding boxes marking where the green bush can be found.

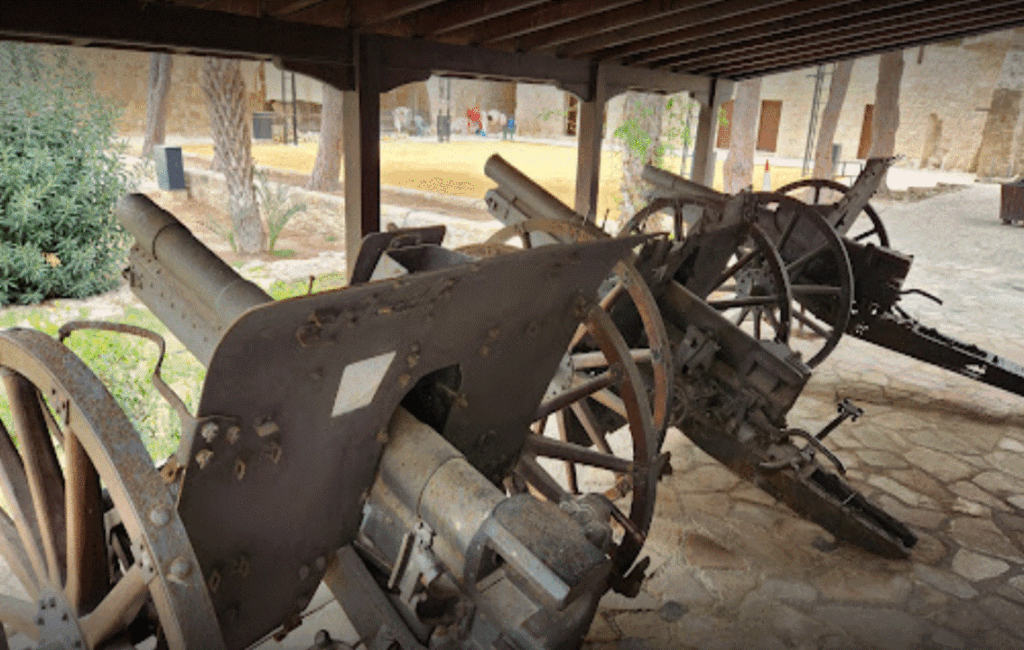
[0,43,131,305]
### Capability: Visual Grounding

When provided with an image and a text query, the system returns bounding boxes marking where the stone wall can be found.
[427,78,516,134]
[515,83,569,137]
[67,46,267,138]
[760,28,1024,172]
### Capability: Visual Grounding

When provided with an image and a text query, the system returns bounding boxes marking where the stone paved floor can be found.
[249,182,1024,650]
[11,182,1018,649]
[582,183,1024,650]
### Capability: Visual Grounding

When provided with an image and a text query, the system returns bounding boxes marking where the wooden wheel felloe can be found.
[484,218,672,441]
[517,304,658,576]
[747,192,855,368]
[777,178,890,247]
[0,328,222,650]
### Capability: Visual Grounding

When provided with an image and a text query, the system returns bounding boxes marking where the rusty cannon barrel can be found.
[484,153,583,224]
[116,193,272,365]
[640,164,728,206]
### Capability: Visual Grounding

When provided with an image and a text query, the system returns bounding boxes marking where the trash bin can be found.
[1000,178,1024,224]
[153,146,185,191]
[831,143,843,176]
[252,111,275,140]
[436,114,451,142]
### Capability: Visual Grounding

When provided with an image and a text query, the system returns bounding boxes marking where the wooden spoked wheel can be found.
[0,328,222,650]
[616,197,687,241]
[747,192,855,368]
[478,219,667,575]
[484,218,672,440]
[776,178,890,248]
[704,223,793,345]
[517,304,658,576]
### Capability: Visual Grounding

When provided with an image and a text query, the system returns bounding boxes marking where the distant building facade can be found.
[28,25,1024,178]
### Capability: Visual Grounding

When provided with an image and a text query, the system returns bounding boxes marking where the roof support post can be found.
[574,63,609,221]
[690,77,726,187]
[343,34,383,276]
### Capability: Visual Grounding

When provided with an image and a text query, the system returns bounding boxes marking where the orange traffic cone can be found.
[761,160,772,191]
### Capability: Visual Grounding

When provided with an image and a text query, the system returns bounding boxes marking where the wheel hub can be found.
[35,588,86,650]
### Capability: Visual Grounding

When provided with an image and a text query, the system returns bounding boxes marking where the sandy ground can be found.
[182,137,808,224]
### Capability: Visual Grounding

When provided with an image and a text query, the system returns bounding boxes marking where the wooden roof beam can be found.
[585,0,860,62]
[510,0,723,53]
[0,0,354,63]
[439,0,640,47]
[641,0,1000,68]
[400,0,551,37]
[558,0,828,59]
[683,0,1022,73]
[713,8,1024,78]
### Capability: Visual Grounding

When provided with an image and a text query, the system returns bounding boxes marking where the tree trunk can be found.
[869,50,905,192]
[308,83,344,192]
[813,60,853,180]
[723,77,762,194]
[201,57,266,254]
[142,53,173,157]
[618,91,663,224]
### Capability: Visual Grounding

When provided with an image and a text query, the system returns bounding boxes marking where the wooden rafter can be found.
[557,0,823,59]
[441,0,640,47]
[636,0,1005,67]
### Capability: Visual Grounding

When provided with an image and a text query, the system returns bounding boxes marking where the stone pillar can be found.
[723,77,763,194]
[691,78,724,187]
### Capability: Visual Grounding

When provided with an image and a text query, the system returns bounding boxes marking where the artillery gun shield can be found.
[176,237,638,650]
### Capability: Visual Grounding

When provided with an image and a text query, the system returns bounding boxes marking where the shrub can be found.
[0,43,131,305]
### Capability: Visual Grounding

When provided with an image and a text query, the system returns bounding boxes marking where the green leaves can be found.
[0,43,131,306]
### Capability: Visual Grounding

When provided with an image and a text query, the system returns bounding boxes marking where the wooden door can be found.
[857,104,874,159]
[756,100,782,152]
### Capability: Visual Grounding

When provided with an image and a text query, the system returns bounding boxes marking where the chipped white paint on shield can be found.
[332,351,397,417]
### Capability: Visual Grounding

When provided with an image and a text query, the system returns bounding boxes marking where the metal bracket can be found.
[387,522,445,606]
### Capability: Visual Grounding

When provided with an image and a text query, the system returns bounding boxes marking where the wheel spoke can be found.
[554,411,579,494]
[791,284,842,297]
[3,372,66,586]
[785,243,829,275]
[0,417,47,587]
[524,435,632,474]
[608,501,646,548]
[793,309,832,338]
[0,511,37,601]
[734,307,752,327]
[568,402,613,455]
[852,228,880,242]
[0,594,37,641]
[708,295,782,310]
[591,388,627,418]
[714,248,758,288]
[515,455,570,504]
[64,429,108,615]
[572,348,652,370]
[534,370,614,421]
[777,210,801,250]
[80,564,148,650]
[599,280,627,312]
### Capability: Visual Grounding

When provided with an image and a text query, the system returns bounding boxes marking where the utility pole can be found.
[802,65,828,177]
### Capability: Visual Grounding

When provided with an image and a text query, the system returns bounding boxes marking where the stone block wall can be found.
[515,83,569,137]
[760,28,1024,172]
[68,46,267,138]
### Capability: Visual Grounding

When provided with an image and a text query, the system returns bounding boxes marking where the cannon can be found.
[0,192,662,649]
[478,155,917,559]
